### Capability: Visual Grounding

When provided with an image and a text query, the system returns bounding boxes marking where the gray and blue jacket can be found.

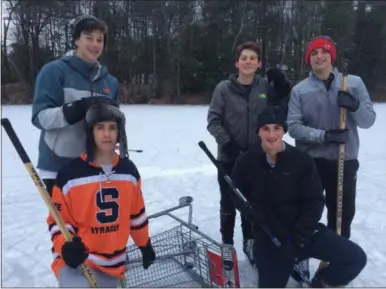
[287,68,376,161]
[207,74,278,163]
[31,55,119,173]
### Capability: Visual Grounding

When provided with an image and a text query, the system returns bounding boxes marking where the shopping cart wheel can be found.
[179,196,193,205]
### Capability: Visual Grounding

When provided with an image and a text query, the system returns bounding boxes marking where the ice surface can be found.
[1,103,386,287]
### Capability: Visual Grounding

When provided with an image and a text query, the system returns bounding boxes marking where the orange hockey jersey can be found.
[47,153,149,280]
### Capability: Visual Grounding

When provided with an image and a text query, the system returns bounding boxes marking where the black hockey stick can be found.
[198,141,311,286]
[128,149,143,153]
[115,144,143,153]
[1,118,98,288]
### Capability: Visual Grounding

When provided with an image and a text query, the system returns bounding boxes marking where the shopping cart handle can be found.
[148,196,193,220]
[179,196,193,206]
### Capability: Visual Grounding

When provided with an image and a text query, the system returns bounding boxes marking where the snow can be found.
[1,103,386,287]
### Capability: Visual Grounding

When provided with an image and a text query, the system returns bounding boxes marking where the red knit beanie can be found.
[305,36,337,65]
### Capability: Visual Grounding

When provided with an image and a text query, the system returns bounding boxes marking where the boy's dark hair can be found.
[234,41,262,62]
[72,15,108,47]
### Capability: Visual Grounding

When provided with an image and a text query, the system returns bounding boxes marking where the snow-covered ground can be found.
[1,103,386,287]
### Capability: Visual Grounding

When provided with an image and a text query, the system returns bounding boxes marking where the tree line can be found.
[2,0,386,104]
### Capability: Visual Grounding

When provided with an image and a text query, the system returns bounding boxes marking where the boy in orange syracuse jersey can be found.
[47,102,156,287]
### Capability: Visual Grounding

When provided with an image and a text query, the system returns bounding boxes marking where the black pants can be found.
[254,223,367,288]
[217,161,252,245]
[313,158,359,239]
[43,179,55,198]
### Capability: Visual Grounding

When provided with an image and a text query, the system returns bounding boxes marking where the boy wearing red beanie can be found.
[286,35,376,286]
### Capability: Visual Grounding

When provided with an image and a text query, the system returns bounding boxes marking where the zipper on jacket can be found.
[246,103,250,150]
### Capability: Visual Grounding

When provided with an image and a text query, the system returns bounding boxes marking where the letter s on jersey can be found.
[96,188,119,224]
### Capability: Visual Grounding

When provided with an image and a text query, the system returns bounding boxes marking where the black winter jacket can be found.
[231,142,325,247]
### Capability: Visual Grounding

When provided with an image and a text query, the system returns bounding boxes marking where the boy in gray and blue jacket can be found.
[287,35,375,286]
[31,15,119,196]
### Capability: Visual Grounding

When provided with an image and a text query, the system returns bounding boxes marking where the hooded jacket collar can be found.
[60,54,107,82]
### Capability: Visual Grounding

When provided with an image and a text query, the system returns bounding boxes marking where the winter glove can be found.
[324,129,349,144]
[337,90,359,112]
[266,67,291,100]
[267,67,286,84]
[62,96,118,125]
[139,239,156,269]
[222,140,241,159]
[61,236,89,269]
[62,99,88,125]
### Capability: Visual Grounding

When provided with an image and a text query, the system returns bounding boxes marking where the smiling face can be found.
[258,124,284,154]
[93,121,118,154]
[75,29,105,63]
[235,48,261,77]
[309,48,332,73]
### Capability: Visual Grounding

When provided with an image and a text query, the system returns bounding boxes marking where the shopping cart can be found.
[120,196,240,288]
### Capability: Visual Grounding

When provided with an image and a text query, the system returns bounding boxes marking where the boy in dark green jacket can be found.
[207,41,291,267]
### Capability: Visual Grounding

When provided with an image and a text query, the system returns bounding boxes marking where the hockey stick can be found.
[128,149,143,153]
[115,144,143,153]
[318,61,349,270]
[336,61,349,236]
[198,141,311,286]
[1,118,98,288]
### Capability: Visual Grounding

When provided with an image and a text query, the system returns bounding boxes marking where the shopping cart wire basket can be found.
[121,196,240,288]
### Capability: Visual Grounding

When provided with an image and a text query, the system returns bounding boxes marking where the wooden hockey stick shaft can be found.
[336,63,349,236]
[318,62,349,270]
[1,118,98,288]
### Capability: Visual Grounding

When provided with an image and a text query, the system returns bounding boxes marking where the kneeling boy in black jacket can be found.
[231,106,367,288]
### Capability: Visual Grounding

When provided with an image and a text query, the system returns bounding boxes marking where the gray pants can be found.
[58,265,120,288]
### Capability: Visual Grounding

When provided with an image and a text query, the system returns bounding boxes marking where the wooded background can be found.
[2,0,386,104]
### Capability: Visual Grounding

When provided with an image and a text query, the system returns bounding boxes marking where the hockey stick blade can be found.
[128,149,143,153]
[1,118,99,288]
[198,140,311,286]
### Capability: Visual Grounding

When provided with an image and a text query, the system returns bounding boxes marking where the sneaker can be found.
[291,259,310,287]
[222,244,234,270]
[243,239,255,266]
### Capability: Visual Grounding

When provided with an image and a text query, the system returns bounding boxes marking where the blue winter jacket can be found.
[31,55,120,173]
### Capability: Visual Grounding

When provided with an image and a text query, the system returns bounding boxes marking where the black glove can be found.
[266,67,291,100]
[279,240,298,264]
[337,90,359,112]
[222,140,241,159]
[267,67,286,84]
[139,239,156,269]
[61,236,89,269]
[62,99,88,125]
[324,129,349,144]
[62,96,118,125]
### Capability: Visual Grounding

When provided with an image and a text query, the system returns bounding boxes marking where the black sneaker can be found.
[291,259,310,287]
[222,244,234,270]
